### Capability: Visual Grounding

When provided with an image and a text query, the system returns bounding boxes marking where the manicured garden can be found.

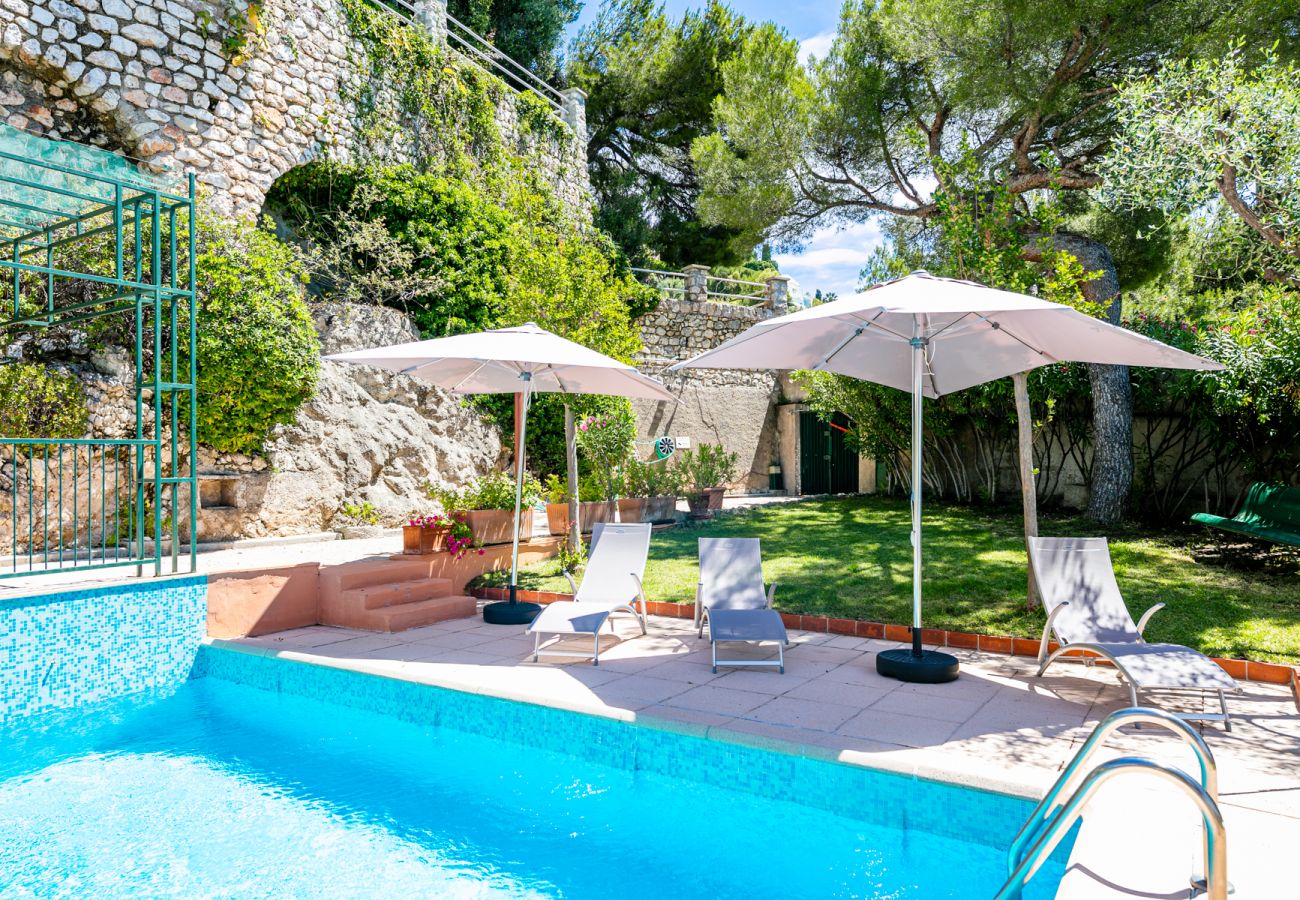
[477,495,1300,664]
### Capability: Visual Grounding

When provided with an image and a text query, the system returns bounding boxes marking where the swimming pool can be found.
[0,648,1068,898]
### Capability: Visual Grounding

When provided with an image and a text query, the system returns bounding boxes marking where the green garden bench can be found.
[1191,482,1300,548]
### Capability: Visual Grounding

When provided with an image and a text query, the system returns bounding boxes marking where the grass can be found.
[476,495,1300,664]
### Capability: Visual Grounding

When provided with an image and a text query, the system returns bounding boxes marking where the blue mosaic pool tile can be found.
[0,576,207,724]
[195,643,1069,858]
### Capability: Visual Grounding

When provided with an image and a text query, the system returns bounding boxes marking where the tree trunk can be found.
[564,403,580,555]
[1012,371,1039,610]
[1040,232,1132,526]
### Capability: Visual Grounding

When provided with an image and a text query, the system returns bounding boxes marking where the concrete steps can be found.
[319,557,481,632]
[348,578,454,611]
[370,595,478,632]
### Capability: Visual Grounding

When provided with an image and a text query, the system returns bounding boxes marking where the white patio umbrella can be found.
[327,322,675,625]
[670,272,1224,682]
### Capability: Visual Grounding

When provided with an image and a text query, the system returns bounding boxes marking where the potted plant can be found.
[430,471,540,545]
[675,444,738,520]
[334,499,382,539]
[574,407,637,506]
[402,513,449,555]
[618,458,680,523]
[543,473,614,535]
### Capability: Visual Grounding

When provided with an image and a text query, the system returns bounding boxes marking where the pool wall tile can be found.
[0,576,207,723]
[195,643,1065,859]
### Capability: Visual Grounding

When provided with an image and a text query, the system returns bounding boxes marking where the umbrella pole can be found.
[508,375,532,605]
[875,332,959,683]
[484,374,542,625]
[910,336,924,659]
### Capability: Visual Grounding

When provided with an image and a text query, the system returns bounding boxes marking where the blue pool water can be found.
[0,664,1066,899]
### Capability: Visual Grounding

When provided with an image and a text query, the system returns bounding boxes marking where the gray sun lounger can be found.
[1030,537,1239,729]
[528,523,650,665]
[696,537,787,672]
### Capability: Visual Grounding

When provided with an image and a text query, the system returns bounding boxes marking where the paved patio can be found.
[225,611,1300,898]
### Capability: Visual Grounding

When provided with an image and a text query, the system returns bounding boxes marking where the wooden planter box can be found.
[545,501,615,535]
[706,487,726,511]
[619,496,677,524]
[466,508,533,545]
[402,525,447,555]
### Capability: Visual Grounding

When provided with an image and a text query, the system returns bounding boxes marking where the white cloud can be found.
[798,31,834,66]
[775,219,884,300]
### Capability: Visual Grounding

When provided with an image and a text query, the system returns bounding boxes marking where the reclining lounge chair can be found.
[527,523,650,665]
[1030,536,1239,729]
[696,537,788,673]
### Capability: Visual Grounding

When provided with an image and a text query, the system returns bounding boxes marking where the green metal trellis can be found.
[0,123,198,579]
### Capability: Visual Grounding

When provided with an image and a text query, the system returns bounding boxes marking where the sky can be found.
[566,1,882,300]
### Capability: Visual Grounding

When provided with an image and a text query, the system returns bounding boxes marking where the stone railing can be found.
[633,264,793,310]
[366,0,586,133]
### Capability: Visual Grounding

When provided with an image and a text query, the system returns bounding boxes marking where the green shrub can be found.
[622,457,681,498]
[674,443,739,496]
[431,470,542,512]
[189,216,320,454]
[0,363,88,439]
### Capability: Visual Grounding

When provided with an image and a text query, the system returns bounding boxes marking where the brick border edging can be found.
[471,587,1299,687]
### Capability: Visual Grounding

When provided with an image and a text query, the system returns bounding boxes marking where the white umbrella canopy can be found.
[327,322,674,624]
[671,271,1224,682]
[686,272,1221,397]
[326,321,675,400]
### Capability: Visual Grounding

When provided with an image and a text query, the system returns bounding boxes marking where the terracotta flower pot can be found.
[547,501,616,534]
[465,508,533,545]
[617,498,645,523]
[686,494,712,520]
[706,486,726,511]
[402,525,446,555]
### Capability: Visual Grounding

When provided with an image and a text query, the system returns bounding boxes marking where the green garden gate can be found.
[0,124,198,579]
[798,410,859,495]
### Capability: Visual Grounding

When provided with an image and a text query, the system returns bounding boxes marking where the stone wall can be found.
[0,0,589,213]
[633,297,783,492]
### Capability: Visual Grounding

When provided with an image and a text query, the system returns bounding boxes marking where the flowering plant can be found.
[444,512,483,560]
[408,513,449,530]
[575,406,637,501]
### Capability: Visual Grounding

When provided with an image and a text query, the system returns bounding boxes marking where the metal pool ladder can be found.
[995,706,1228,900]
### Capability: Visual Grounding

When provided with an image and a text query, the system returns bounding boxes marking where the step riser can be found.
[344,579,454,610]
[319,594,477,632]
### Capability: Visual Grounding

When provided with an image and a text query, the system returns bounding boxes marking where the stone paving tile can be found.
[639,655,727,686]
[301,634,406,656]
[836,707,961,748]
[783,676,890,708]
[748,695,860,733]
[663,683,771,716]
[587,675,690,709]
[820,660,897,688]
[713,668,808,695]
[867,688,991,724]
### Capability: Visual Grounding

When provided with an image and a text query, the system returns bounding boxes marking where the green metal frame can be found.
[0,124,198,579]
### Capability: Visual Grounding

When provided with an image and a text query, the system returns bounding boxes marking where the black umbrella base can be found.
[482,601,541,625]
[876,647,960,683]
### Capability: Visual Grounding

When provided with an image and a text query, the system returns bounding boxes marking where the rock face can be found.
[189,303,503,539]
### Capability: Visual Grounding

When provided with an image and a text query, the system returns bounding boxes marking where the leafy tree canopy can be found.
[693,0,1290,250]
[567,0,757,265]
[1100,49,1300,287]
[448,0,581,80]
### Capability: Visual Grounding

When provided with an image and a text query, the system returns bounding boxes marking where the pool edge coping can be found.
[202,637,1048,804]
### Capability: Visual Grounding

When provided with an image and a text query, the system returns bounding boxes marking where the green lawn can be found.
[478,495,1300,663]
